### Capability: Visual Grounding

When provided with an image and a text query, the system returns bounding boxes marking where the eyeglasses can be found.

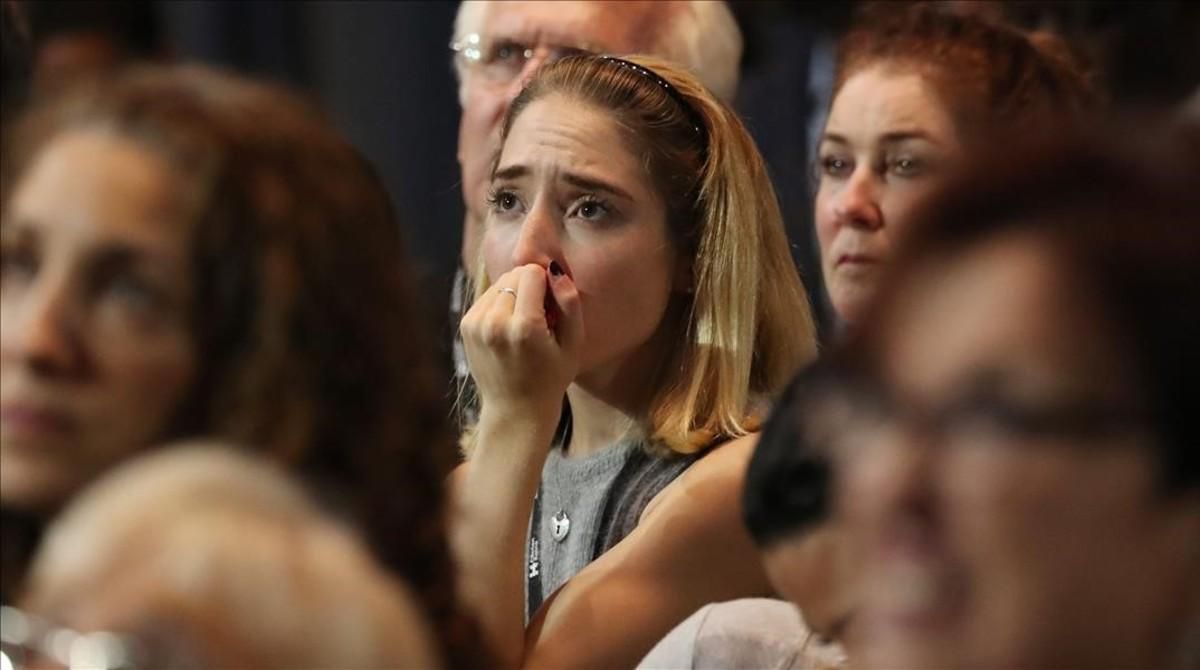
[0,606,142,670]
[450,33,594,86]
[792,366,1147,461]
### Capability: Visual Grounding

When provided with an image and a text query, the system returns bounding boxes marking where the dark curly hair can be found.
[742,365,833,548]
[1,65,484,665]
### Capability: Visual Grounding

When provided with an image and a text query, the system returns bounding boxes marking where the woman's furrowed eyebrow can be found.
[561,173,633,202]
[878,130,940,146]
[493,164,529,181]
[822,130,941,147]
[492,165,634,202]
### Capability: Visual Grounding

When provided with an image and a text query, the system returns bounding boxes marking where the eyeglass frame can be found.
[0,605,143,670]
[790,360,1150,465]
[449,32,596,86]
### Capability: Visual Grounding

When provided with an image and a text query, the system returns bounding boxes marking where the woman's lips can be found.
[0,402,77,441]
[866,521,965,628]
[871,558,963,628]
[837,253,881,267]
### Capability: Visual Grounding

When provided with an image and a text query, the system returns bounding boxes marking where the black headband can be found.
[598,55,707,140]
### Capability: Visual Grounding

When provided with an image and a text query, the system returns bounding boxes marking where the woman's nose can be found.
[844,422,938,530]
[831,170,883,230]
[509,204,561,269]
[2,274,85,377]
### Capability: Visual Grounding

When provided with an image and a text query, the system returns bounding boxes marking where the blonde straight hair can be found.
[464,55,817,454]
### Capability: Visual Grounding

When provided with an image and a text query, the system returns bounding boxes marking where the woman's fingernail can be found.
[549,260,564,277]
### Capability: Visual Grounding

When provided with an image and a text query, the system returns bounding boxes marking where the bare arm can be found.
[451,415,556,668]
[522,434,773,669]
[452,263,583,667]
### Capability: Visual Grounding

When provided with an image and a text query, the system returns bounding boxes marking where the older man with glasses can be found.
[447,1,743,409]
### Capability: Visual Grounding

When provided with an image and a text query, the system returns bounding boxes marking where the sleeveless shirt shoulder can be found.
[593,443,713,558]
[527,406,720,618]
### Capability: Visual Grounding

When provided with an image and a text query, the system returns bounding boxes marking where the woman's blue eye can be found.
[106,274,167,312]
[888,156,926,177]
[820,156,851,177]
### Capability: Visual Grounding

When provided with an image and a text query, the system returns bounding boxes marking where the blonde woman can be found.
[453,54,817,668]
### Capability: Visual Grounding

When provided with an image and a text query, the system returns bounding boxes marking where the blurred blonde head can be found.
[21,444,440,669]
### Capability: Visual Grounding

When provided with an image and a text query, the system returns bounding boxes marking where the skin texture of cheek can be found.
[763,530,848,638]
[103,335,195,429]
[816,183,947,324]
[933,443,1194,667]
[481,222,516,283]
[568,235,676,376]
[814,196,835,254]
[82,342,195,498]
[814,192,838,295]
[0,333,194,511]
[813,187,884,324]
[459,87,504,217]
[458,87,509,270]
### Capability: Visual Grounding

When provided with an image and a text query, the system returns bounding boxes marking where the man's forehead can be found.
[482,1,669,53]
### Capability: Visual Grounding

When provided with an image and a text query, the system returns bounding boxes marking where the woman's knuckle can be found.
[481,319,508,345]
[509,316,541,340]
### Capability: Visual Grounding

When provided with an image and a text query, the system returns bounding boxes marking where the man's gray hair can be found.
[451,1,743,104]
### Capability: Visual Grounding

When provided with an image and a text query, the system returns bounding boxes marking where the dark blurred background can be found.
[5,1,1199,354]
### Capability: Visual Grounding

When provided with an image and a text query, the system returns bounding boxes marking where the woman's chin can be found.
[0,458,76,513]
[828,282,880,327]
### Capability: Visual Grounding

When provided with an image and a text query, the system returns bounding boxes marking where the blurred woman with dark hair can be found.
[0,65,477,664]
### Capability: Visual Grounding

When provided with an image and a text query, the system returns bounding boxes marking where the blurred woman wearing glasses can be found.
[829,122,1200,668]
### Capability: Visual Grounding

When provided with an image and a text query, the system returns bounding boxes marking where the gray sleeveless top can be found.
[525,431,708,620]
